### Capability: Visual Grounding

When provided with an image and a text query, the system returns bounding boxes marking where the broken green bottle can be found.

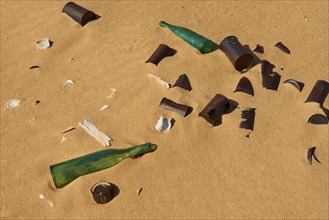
[50,143,157,188]
[160,21,214,54]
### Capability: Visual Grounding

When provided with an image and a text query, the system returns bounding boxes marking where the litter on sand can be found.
[61,136,67,144]
[99,105,109,111]
[39,194,55,207]
[148,73,171,89]
[107,88,117,98]
[6,99,21,109]
[36,38,51,49]
[307,147,321,165]
[63,80,74,87]
[79,120,112,147]
[60,126,76,134]
[29,65,40,69]
[155,115,172,133]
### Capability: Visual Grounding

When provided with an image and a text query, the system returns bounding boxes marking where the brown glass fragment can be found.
[160,97,192,117]
[91,182,113,204]
[29,66,40,69]
[275,42,291,54]
[234,77,254,96]
[146,44,176,66]
[62,2,97,26]
[173,74,192,91]
[253,44,264,54]
[308,114,328,125]
[199,94,229,126]
[283,79,304,92]
[219,36,253,71]
[307,147,321,165]
[240,108,256,131]
[261,60,281,90]
[305,80,329,105]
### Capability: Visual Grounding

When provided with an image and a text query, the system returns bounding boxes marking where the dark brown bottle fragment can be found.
[29,66,40,69]
[234,77,254,96]
[261,60,281,90]
[308,114,328,124]
[173,74,192,91]
[305,80,329,105]
[199,94,229,126]
[159,97,192,117]
[253,44,264,54]
[307,147,321,165]
[91,182,113,204]
[62,2,97,26]
[275,42,291,54]
[283,79,304,92]
[146,44,176,66]
[240,108,256,131]
[219,36,253,72]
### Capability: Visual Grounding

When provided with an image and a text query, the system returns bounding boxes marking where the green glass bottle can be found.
[160,21,214,54]
[50,143,157,188]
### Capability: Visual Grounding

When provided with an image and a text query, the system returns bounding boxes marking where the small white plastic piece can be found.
[36,38,51,49]
[107,88,117,98]
[148,73,171,89]
[63,80,74,87]
[39,194,55,207]
[79,120,111,147]
[6,99,21,109]
[155,115,172,133]
[61,136,66,144]
[99,105,109,111]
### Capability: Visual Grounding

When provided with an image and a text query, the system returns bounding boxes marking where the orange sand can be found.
[1,1,328,219]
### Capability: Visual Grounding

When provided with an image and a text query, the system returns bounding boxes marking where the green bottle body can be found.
[160,21,214,54]
[50,143,157,188]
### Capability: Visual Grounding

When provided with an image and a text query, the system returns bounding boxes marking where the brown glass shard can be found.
[173,74,192,91]
[159,97,192,117]
[261,60,281,90]
[219,36,253,71]
[307,147,321,165]
[253,44,264,54]
[240,108,256,131]
[305,80,329,105]
[308,114,328,124]
[275,42,291,54]
[29,66,40,69]
[62,2,97,26]
[146,44,176,66]
[283,79,304,92]
[91,182,113,204]
[234,77,254,96]
[199,94,230,126]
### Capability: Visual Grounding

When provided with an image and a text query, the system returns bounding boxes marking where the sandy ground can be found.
[1,0,328,219]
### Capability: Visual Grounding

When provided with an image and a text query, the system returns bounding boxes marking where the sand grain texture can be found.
[1,1,328,219]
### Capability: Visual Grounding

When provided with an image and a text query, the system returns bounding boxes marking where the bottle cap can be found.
[91,182,113,204]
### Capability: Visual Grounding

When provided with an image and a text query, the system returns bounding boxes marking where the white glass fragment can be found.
[6,99,21,109]
[39,194,55,207]
[155,115,172,133]
[79,120,111,147]
[36,38,51,50]
[63,80,74,87]
[148,73,171,89]
[99,105,109,111]
[107,88,117,98]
